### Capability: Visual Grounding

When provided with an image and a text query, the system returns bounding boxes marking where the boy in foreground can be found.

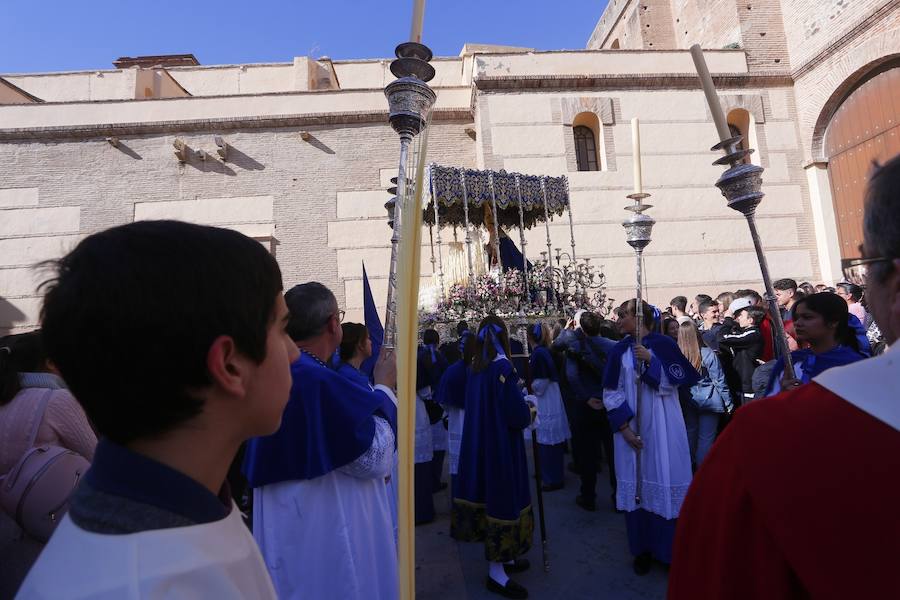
[18,220,297,599]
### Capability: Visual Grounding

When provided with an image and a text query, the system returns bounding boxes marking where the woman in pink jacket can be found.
[0,330,96,599]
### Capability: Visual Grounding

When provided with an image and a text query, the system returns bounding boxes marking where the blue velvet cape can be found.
[603,333,701,392]
[455,359,532,521]
[335,360,372,389]
[765,345,865,395]
[243,352,396,487]
[435,359,468,409]
[529,345,559,382]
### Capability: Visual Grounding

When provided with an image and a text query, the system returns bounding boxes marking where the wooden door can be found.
[824,66,900,265]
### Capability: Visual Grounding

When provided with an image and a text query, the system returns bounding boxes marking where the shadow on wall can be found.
[302,134,335,155]
[228,147,267,170]
[0,296,27,337]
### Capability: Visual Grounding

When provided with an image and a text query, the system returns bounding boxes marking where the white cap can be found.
[573,309,586,329]
[730,297,754,315]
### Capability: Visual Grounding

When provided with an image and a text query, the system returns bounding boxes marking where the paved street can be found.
[416,448,669,600]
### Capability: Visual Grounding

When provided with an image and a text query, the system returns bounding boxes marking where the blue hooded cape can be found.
[434,359,468,409]
[765,344,866,395]
[529,345,559,382]
[243,352,396,487]
[603,332,701,391]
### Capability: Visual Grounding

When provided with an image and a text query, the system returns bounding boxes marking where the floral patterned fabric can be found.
[451,498,534,563]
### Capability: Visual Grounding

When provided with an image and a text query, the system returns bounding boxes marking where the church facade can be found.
[1,0,898,332]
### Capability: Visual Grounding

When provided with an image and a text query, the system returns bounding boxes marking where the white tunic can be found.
[415,387,434,464]
[603,347,693,519]
[447,406,465,475]
[253,417,398,600]
[531,378,571,446]
[17,502,276,599]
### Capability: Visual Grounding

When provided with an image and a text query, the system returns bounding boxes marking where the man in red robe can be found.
[668,155,900,599]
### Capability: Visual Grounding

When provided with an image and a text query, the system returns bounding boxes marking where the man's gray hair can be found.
[284,282,337,341]
[865,156,900,280]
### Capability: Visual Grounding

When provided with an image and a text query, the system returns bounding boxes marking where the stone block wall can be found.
[475,85,819,308]
[0,119,475,333]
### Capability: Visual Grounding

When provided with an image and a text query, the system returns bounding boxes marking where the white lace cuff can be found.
[338,416,395,479]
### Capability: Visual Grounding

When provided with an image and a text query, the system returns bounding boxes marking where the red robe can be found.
[669,346,900,600]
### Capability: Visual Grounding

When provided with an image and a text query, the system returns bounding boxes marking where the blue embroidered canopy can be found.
[426,165,569,230]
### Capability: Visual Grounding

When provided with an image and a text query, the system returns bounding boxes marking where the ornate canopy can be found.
[425,165,569,230]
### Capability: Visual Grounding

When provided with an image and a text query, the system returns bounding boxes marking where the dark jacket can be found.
[553,329,616,402]
[717,317,763,395]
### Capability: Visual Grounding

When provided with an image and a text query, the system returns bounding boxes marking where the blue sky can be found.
[1,0,609,73]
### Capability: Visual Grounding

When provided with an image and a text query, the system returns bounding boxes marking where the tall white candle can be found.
[690,44,731,143]
[631,117,643,194]
[410,0,426,43]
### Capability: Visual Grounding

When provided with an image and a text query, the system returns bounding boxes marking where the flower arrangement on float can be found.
[418,266,614,328]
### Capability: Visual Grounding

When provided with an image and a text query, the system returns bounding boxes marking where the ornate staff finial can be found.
[382,41,437,350]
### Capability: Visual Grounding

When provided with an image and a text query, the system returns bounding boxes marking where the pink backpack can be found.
[0,389,90,542]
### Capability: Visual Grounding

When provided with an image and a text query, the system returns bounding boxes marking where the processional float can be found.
[417,166,614,342]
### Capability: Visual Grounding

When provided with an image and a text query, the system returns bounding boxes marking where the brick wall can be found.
[783,0,894,70]
[588,0,644,49]
[670,0,742,50]
[0,119,475,332]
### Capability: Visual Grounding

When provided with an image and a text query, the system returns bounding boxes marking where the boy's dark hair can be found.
[339,323,369,362]
[423,329,440,346]
[0,331,47,406]
[285,282,336,342]
[695,294,713,305]
[744,306,767,326]
[599,320,621,340]
[739,289,763,304]
[40,220,283,445]
[670,296,688,312]
[622,299,657,327]
[456,321,469,336]
[579,311,602,336]
[773,278,798,292]
[698,300,718,316]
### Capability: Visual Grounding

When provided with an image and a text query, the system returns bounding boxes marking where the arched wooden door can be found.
[824,65,900,265]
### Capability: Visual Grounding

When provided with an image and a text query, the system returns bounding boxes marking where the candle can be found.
[689,44,731,143]
[631,117,643,194]
[410,0,426,43]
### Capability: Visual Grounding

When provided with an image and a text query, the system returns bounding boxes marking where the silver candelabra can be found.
[622,191,655,506]
[383,42,436,349]
[710,137,795,381]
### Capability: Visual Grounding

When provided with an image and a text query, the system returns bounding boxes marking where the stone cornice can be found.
[0,108,473,140]
[474,72,794,91]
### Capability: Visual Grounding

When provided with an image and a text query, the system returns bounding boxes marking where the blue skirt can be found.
[624,509,677,563]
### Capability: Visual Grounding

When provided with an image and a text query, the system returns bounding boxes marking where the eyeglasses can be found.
[323,309,345,325]
[843,251,895,286]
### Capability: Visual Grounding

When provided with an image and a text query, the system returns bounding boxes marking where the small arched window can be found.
[727,108,757,165]
[574,126,599,171]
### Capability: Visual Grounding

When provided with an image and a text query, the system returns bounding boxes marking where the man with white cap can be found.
[716,297,766,407]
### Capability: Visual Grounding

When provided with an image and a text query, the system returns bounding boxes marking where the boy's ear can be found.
[206,335,248,397]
